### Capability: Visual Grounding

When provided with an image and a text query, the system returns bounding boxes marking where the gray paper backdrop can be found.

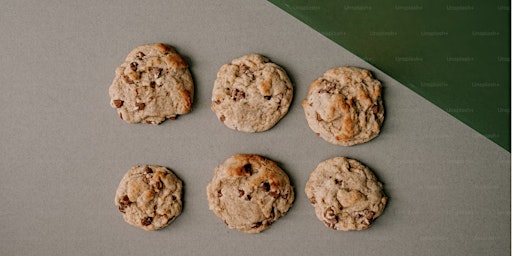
[1,1,510,255]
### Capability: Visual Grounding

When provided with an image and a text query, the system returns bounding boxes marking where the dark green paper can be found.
[269,0,510,150]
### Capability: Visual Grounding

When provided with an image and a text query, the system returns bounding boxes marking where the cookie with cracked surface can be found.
[302,66,384,146]
[305,157,387,231]
[109,43,194,124]
[115,165,183,231]
[207,154,295,233]
[211,54,293,132]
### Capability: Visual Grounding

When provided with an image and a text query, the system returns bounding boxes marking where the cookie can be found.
[305,157,387,231]
[302,66,384,146]
[115,165,183,231]
[211,54,293,132]
[109,43,194,124]
[206,154,294,233]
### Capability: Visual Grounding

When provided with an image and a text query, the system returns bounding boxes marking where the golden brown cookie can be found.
[109,43,194,124]
[211,54,293,132]
[206,154,294,233]
[115,165,183,231]
[305,157,387,231]
[302,67,384,146]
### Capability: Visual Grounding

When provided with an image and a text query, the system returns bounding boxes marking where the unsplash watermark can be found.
[344,5,372,11]
[321,31,347,37]
[369,31,398,36]
[472,31,500,36]
[420,81,449,88]
[497,56,510,62]
[446,56,474,62]
[446,5,475,11]
[446,107,474,113]
[484,133,501,139]
[361,56,374,62]
[285,4,320,11]
[394,5,423,11]
[497,107,510,113]
[395,56,423,62]
[420,31,449,37]
[471,82,500,88]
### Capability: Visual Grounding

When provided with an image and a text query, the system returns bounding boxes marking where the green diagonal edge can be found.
[269,0,510,151]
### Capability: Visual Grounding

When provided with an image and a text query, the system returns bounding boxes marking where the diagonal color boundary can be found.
[268,0,510,151]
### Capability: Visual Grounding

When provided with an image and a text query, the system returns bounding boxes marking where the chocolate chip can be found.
[323,208,338,225]
[219,115,225,122]
[130,62,138,71]
[141,217,153,226]
[144,167,153,174]
[156,181,163,190]
[242,164,252,175]
[264,96,272,100]
[113,100,124,108]
[245,194,252,201]
[238,189,245,197]
[217,190,223,198]
[136,51,145,59]
[260,181,271,192]
[354,210,375,224]
[118,195,131,213]
[150,81,156,88]
[232,89,245,101]
[316,113,323,121]
[136,102,145,110]
[118,205,127,213]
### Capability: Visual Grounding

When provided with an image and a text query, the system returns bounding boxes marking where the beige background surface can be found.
[1,1,510,255]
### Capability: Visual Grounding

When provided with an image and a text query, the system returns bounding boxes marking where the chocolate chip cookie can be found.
[206,154,294,233]
[109,43,194,124]
[211,54,293,132]
[115,165,183,231]
[305,157,387,231]
[302,66,384,146]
